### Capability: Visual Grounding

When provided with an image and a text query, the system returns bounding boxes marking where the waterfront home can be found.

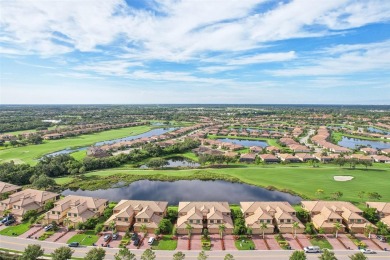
[266,146,280,153]
[240,202,304,234]
[277,153,301,163]
[177,202,233,235]
[43,195,108,225]
[0,181,22,196]
[301,201,374,233]
[295,153,316,162]
[259,154,280,163]
[360,147,377,155]
[104,200,168,233]
[0,189,59,221]
[366,202,390,228]
[239,153,257,163]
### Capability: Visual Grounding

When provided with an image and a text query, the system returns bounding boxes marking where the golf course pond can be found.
[62,180,302,205]
[338,136,390,150]
[140,157,200,168]
[217,138,268,147]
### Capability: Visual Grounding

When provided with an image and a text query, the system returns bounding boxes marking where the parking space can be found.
[46,227,67,242]
[55,230,78,244]
[265,234,281,250]
[252,235,268,250]
[284,234,302,250]
[210,234,222,250]
[191,234,202,250]
[127,233,142,250]
[138,234,153,250]
[325,235,346,250]
[176,235,189,250]
[296,234,312,247]
[19,225,42,238]
[354,234,381,250]
[223,235,237,250]
[96,231,125,248]
[371,236,389,250]
[338,234,357,250]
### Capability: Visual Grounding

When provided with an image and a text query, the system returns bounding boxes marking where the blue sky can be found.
[0,0,390,104]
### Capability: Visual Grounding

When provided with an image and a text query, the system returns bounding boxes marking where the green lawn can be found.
[235,236,255,250]
[60,163,390,203]
[0,222,31,236]
[0,125,152,165]
[67,230,99,246]
[70,150,87,161]
[55,176,74,185]
[151,235,177,250]
[310,237,333,249]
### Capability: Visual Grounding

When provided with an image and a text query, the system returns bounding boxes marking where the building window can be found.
[196,220,200,224]
[68,213,71,217]
[118,218,121,221]
[189,220,193,224]
[287,219,291,223]
[125,218,128,222]
[137,218,141,222]
[52,211,55,214]
[73,214,77,217]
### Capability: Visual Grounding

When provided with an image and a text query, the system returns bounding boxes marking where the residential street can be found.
[1,235,390,260]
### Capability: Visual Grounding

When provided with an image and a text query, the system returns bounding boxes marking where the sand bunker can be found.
[333,176,354,181]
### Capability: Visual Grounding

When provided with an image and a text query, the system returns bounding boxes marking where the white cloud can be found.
[227,51,296,65]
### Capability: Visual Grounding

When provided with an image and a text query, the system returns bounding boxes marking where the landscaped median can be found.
[151,235,177,250]
[0,222,31,236]
[67,230,99,246]
[234,235,255,250]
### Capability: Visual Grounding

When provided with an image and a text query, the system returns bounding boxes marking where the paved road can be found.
[1,235,390,259]
[299,129,322,153]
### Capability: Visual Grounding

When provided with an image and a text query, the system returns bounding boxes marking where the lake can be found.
[338,136,390,150]
[367,127,390,135]
[62,180,302,205]
[217,138,268,147]
[45,127,175,157]
[140,157,200,168]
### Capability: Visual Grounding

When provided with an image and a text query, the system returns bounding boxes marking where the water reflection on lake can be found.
[338,136,390,149]
[62,180,302,205]
[217,138,268,147]
[140,157,200,168]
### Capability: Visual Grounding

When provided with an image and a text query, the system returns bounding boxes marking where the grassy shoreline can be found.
[58,163,390,203]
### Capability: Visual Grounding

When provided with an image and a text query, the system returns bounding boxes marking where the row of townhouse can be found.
[1,183,388,235]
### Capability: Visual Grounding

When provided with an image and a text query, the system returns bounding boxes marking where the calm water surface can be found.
[338,136,390,149]
[217,138,268,147]
[62,180,302,205]
[140,157,200,168]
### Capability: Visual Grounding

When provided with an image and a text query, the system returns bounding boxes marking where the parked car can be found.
[1,215,14,223]
[360,248,376,254]
[68,242,79,247]
[4,219,15,226]
[131,232,138,241]
[304,246,321,253]
[148,237,155,245]
[376,235,387,242]
[44,224,53,231]
[103,234,112,242]
[133,238,140,246]
[112,233,119,240]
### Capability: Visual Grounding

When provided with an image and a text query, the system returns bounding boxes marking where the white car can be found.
[360,248,375,254]
[304,246,321,253]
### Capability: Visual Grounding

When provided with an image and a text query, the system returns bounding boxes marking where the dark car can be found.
[68,242,79,247]
[131,232,138,241]
[1,215,13,223]
[44,224,53,231]
[133,238,140,246]
[112,233,119,240]
[4,219,15,226]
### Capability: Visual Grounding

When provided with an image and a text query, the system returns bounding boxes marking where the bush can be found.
[95,223,104,234]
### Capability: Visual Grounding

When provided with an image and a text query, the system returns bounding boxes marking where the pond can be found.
[62,180,302,205]
[140,157,200,168]
[217,138,268,147]
[338,136,390,150]
[44,127,175,157]
[367,127,390,135]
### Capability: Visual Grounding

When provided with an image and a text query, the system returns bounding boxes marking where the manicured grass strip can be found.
[66,163,390,202]
[235,236,255,250]
[310,237,333,250]
[0,125,152,165]
[70,150,87,161]
[55,177,74,185]
[67,230,99,246]
[0,222,31,236]
[151,235,177,250]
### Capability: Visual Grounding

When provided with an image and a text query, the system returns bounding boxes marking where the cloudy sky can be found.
[1,0,390,104]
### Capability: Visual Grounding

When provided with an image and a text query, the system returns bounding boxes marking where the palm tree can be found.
[218,224,226,239]
[365,224,375,239]
[292,222,299,239]
[63,218,71,231]
[140,224,147,235]
[260,222,268,239]
[333,222,342,238]
[185,223,193,238]
[109,220,116,233]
